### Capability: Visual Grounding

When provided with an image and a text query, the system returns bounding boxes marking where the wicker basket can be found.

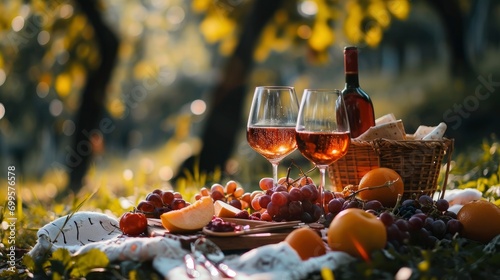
[329,138,454,200]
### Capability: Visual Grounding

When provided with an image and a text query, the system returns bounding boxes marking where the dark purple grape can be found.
[431,219,447,239]
[312,204,322,221]
[277,205,290,221]
[327,199,343,214]
[395,219,409,232]
[288,201,303,217]
[344,200,361,209]
[413,213,428,222]
[228,199,242,210]
[444,211,457,219]
[379,212,394,226]
[309,187,319,202]
[408,216,424,231]
[157,206,172,216]
[435,199,449,212]
[402,199,419,208]
[301,212,314,223]
[386,223,403,242]
[301,200,313,214]
[418,195,433,206]
[424,217,435,231]
[364,200,383,211]
[446,219,462,235]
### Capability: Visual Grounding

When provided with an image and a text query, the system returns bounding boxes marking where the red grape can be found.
[271,192,288,207]
[161,191,175,205]
[258,195,272,209]
[327,199,343,214]
[171,199,186,210]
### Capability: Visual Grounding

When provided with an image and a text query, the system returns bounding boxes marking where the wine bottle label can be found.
[344,47,358,74]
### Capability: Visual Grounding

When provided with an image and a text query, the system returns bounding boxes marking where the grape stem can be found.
[345,178,401,200]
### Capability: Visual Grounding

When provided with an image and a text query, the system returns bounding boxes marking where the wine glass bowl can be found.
[247,86,300,185]
[295,89,350,221]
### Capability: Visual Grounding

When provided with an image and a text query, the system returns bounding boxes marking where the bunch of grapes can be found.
[251,177,326,223]
[380,195,462,251]
[136,189,188,218]
[194,180,250,210]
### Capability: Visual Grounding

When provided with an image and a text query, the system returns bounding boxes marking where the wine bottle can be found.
[336,46,375,138]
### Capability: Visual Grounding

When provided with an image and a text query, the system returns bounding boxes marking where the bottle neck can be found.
[345,73,359,87]
[344,46,360,88]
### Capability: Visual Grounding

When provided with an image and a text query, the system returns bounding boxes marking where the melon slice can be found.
[160,196,214,233]
[214,200,242,218]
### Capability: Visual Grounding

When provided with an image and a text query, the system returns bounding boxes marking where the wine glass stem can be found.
[271,162,279,186]
[318,166,327,218]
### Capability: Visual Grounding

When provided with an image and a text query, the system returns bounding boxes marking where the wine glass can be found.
[295,89,350,221]
[247,86,300,185]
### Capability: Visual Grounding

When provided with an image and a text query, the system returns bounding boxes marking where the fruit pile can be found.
[125,166,500,259]
[136,189,189,218]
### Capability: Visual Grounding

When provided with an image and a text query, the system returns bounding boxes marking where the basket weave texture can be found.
[329,138,454,199]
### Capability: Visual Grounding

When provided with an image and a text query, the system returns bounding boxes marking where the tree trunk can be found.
[64,0,119,195]
[175,0,285,180]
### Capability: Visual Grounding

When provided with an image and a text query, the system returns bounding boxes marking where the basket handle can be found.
[439,139,454,200]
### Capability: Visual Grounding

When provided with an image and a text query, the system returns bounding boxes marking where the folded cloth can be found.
[356,120,406,141]
[355,113,447,141]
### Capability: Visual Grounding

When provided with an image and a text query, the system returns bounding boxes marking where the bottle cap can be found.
[344,46,358,74]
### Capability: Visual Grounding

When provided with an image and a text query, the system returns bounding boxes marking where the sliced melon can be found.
[214,200,242,218]
[160,196,214,233]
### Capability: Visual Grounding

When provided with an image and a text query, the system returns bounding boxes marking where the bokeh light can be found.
[49,99,63,116]
[0,69,6,86]
[62,119,76,136]
[298,0,318,17]
[11,16,25,32]
[36,82,50,98]
[190,99,206,115]
[0,103,5,120]
[38,30,50,45]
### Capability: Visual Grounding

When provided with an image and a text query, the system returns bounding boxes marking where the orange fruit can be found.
[284,227,326,260]
[457,200,500,243]
[161,196,214,233]
[327,208,386,260]
[357,167,404,207]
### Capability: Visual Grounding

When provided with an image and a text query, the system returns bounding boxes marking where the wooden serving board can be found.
[146,218,294,252]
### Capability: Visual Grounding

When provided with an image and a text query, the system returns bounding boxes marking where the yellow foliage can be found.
[364,23,383,48]
[309,21,334,51]
[200,14,235,43]
[368,1,391,28]
[192,0,211,13]
[387,0,410,20]
[55,73,72,98]
[344,2,364,44]
[219,35,237,56]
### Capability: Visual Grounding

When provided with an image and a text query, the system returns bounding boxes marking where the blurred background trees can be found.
[0,0,499,197]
